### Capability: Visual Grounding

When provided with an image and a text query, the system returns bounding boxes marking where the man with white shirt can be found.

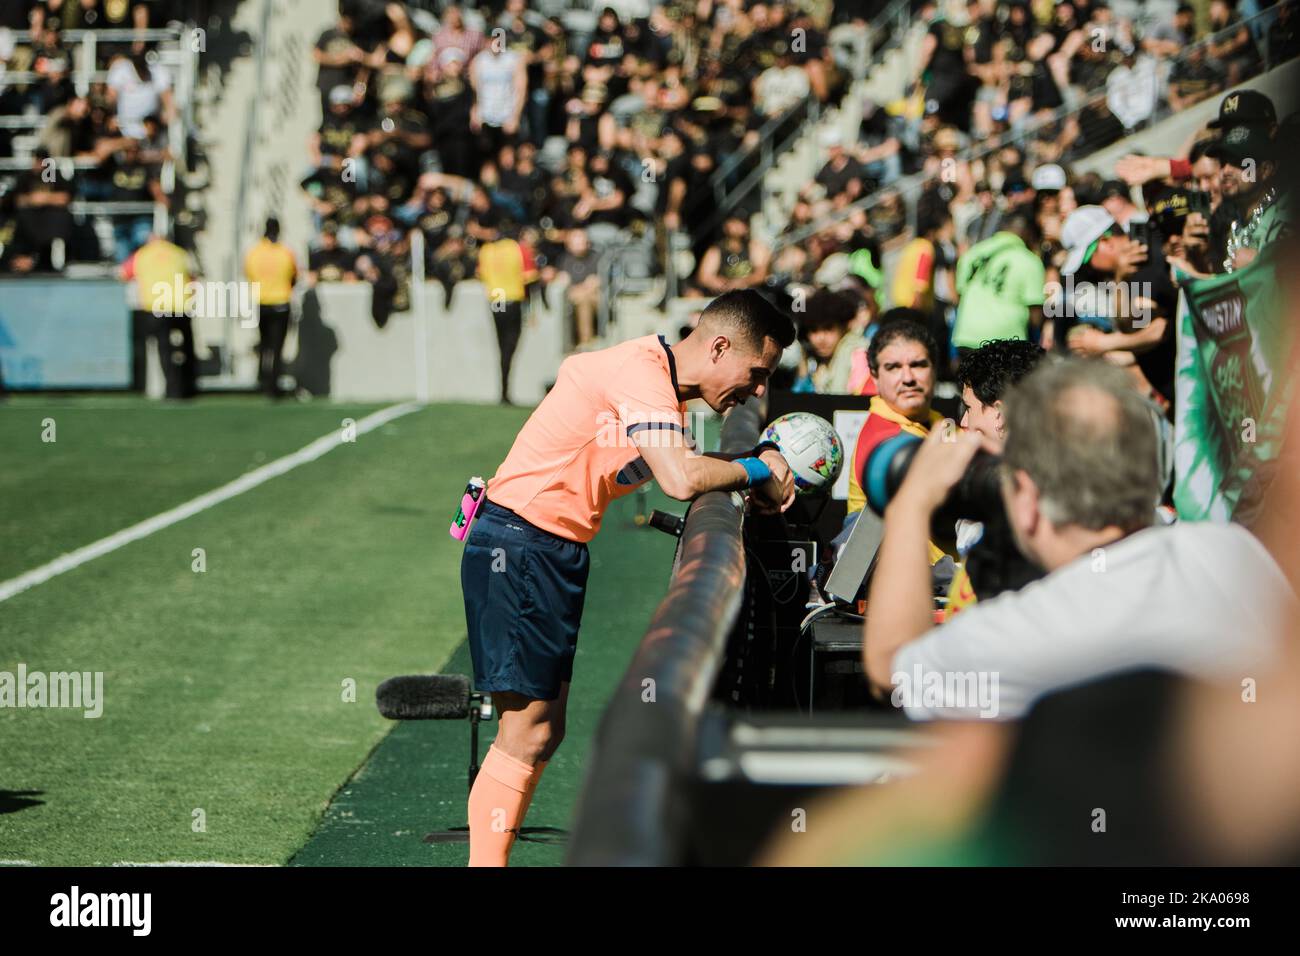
[469,41,525,171]
[863,357,1290,720]
[754,49,810,119]
[1105,48,1159,132]
[106,53,172,141]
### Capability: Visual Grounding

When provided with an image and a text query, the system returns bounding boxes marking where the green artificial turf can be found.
[0,397,528,864]
[0,395,712,866]
[0,396,390,581]
[288,485,681,867]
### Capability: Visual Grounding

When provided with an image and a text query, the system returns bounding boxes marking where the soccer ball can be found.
[760,412,844,496]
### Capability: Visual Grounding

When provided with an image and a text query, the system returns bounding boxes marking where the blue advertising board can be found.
[0,279,131,388]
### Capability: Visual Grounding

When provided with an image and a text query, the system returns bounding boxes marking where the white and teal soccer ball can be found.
[761,412,844,496]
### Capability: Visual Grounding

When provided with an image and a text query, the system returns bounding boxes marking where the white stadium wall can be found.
[309,279,568,404]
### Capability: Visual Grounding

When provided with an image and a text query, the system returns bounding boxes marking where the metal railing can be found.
[566,398,764,865]
[693,93,823,245]
[0,25,199,241]
[861,0,916,66]
[0,27,188,92]
[772,1,1299,254]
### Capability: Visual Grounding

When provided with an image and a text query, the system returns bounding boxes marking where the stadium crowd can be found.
[749,5,1298,866]
[0,0,235,272]
[4,0,1297,411]
[296,0,871,397]
[775,0,1297,418]
[790,67,1295,658]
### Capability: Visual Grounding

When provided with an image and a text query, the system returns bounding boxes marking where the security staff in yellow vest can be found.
[122,230,197,399]
[244,217,299,398]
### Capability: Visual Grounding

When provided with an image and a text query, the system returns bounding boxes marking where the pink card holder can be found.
[450,477,486,541]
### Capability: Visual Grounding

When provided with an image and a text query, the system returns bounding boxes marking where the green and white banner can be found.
[1174,242,1294,521]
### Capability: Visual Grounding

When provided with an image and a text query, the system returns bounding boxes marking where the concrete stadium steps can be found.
[196,0,332,289]
[192,0,337,388]
[753,24,921,243]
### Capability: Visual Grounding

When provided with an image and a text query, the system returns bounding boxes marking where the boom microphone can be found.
[376,674,471,720]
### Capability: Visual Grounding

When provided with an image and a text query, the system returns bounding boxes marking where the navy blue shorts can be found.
[461,500,590,700]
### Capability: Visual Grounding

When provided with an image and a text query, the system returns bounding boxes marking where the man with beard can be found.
[1209,120,1284,273]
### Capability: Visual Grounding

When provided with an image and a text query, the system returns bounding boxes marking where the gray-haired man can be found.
[863,358,1291,719]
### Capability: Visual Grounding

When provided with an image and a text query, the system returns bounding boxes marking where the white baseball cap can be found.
[814,251,851,286]
[1060,205,1115,276]
[819,127,844,149]
[1031,163,1067,192]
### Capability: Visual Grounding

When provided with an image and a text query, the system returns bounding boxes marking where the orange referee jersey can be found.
[487,334,689,543]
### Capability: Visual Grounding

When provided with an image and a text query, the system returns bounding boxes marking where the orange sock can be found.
[518,760,547,826]
[468,745,541,867]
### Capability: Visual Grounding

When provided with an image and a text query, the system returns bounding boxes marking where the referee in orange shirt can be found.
[461,290,797,865]
[244,217,299,398]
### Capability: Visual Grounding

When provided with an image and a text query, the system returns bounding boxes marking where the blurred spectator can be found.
[810,127,865,205]
[469,38,526,171]
[433,5,484,63]
[35,95,101,159]
[890,205,947,313]
[1056,199,1179,413]
[104,137,163,262]
[313,8,365,120]
[422,47,476,177]
[1144,3,1198,59]
[40,0,149,34]
[105,51,173,140]
[1168,42,1225,111]
[307,221,358,283]
[1104,47,1160,133]
[691,214,771,296]
[547,228,601,350]
[6,147,74,273]
[952,212,1046,357]
[1207,0,1262,86]
[755,47,810,119]
[795,288,871,394]
[912,0,976,133]
[1268,0,1300,62]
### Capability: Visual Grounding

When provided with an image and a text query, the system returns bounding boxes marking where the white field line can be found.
[0,401,423,604]
[2,860,275,867]
[112,861,278,867]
